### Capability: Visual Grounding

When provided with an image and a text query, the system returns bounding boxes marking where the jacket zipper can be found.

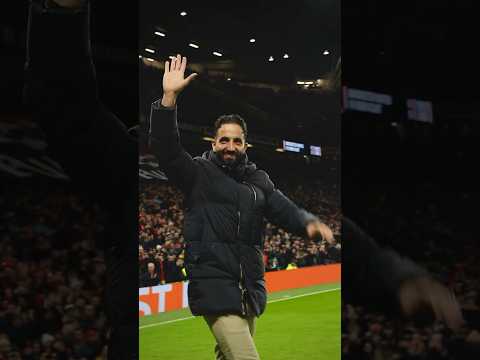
[237,182,256,316]
[250,184,257,203]
[237,210,245,315]
[239,263,246,315]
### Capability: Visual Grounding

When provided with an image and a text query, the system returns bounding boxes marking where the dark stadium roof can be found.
[139,0,340,85]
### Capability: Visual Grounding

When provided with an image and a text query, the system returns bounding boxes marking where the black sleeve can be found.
[23,2,136,200]
[265,188,318,238]
[342,217,429,314]
[148,99,197,194]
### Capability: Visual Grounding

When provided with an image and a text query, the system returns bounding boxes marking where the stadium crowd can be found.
[0,182,108,360]
[342,183,480,359]
[138,177,341,288]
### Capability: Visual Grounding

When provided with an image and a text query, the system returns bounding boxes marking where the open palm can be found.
[163,54,197,95]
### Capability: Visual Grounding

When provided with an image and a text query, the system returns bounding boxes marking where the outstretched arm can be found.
[24,0,136,199]
[264,182,334,243]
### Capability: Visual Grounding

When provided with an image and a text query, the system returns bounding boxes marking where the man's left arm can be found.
[264,188,334,243]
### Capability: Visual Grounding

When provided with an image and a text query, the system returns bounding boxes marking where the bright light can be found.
[275,148,285,152]
[213,51,223,57]
[202,136,215,142]
[145,58,154,62]
[138,55,142,59]
[249,38,256,43]
[297,81,305,85]
[247,144,253,148]
[145,48,155,53]
[154,31,166,37]
[283,54,289,59]
[189,43,199,49]
[268,56,274,62]
[180,11,187,16]
[323,50,330,55]
[304,81,314,85]
[227,78,231,81]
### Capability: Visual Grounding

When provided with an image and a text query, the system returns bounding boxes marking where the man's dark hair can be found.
[214,114,248,139]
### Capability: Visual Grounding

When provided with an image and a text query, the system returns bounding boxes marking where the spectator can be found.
[140,262,160,287]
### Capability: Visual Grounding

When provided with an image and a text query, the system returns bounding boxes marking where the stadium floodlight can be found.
[323,50,330,55]
[250,38,256,43]
[145,48,155,54]
[189,43,199,49]
[213,51,223,57]
[154,31,166,37]
[283,54,289,59]
[304,81,314,85]
[297,81,305,85]
[180,11,187,16]
[268,56,274,62]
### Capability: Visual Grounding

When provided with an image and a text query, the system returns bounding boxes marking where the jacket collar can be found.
[202,150,256,181]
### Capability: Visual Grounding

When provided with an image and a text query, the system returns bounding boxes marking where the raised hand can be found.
[161,54,197,107]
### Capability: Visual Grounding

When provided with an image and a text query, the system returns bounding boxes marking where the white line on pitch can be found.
[139,287,341,330]
[139,316,195,329]
[268,287,340,304]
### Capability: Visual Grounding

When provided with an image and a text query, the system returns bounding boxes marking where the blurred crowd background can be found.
[138,179,341,287]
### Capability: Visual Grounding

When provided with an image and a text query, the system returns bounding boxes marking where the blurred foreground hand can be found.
[399,276,465,332]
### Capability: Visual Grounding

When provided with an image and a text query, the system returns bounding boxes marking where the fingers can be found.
[165,61,170,73]
[428,288,443,324]
[319,223,334,242]
[168,54,188,72]
[423,280,465,332]
[176,54,181,70]
[171,54,182,71]
[170,56,177,71]
[180,56,187,73]
[437,290,465,332]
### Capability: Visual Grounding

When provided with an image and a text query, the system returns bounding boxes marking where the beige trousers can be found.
[203,306,260,360]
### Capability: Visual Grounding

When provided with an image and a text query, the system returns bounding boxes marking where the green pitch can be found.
[139,283,340,359]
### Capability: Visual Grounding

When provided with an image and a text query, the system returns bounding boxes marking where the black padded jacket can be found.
[148,102,319,317]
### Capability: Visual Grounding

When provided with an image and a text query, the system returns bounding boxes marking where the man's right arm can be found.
[147,55,198,193]
[148,96,197,193]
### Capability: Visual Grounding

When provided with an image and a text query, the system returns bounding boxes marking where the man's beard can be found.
[216,150,244,166]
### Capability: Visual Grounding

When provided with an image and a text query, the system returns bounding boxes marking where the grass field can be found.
[139,282,340,359]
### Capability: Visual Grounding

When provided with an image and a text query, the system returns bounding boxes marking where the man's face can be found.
[212,123,247,165]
